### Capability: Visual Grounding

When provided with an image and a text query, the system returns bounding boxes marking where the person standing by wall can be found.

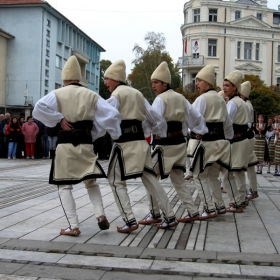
[22,116,39,159]
[6,116,22,159]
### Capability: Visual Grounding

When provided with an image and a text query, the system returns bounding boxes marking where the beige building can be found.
[0,29,14,112]
[178,0,280,89]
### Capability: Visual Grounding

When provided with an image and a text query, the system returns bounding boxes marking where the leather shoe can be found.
[117,223,139,233]
[157,219,178,229]
[60,227,81,236]
[97,215,110,230]
[138,214,162,225]
[178,214,199,223]
[226,206,243,213]
[198,211,217,220]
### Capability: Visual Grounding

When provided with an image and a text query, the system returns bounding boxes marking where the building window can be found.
[45,90,48,95]
[193,9,200,23]
[86,71,90,82]
[46,49,50,57]
[237,41,241,59]
[255,43,260,61]
[45,59,49,67]
[55,55,62,69]
[209,9,217,22]
[55,83,61,89]
[244,42,252,60]
[45,69,49,77]
[45,80,49,87]
[192,73,197,85]
[257,13,262,21]
[46,29,50,37]
[47,19,51,27]
[235,11,241,20]
[278,46,280,62]
[208,39,217,57]
[46,39,50,47]
[91,73,95,84]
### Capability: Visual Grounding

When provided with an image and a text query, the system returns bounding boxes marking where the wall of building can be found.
[0,7,43,106]
[0,36,7,107]
[179,0,280,89]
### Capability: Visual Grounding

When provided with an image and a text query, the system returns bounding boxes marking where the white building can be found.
[178,0,280,89]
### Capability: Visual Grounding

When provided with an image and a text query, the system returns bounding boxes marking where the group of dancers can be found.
[33,56,263,236]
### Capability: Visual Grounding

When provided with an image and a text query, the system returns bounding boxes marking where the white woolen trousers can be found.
[146,159,198,216]
[58,179,105,229]
[193,161,224,211]
[247,166,258,192]
[108,154,175,223]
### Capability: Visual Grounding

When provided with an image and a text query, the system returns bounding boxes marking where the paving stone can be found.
[100,271,192,280]
[68,243,144,257]
[57,254,153,270]
[0,262,26,274]
[0,238,10,245]
[0,239,76,253]
[140,248,216,260]
[218,251,280,264]
[0,249,65,263]
[6,263,106,280]
[240,264,280,278]
[0,275,39,280]
[151,260,241,276]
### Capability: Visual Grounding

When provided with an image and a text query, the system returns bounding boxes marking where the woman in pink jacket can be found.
[22,116,39,159]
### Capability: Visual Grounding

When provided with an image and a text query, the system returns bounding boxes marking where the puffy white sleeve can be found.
[144,98,167,138]
[188,96,208,135]
[223,114,234,139]
[192,95,207,116]
[32,91,64,127]
[92,96,121,141]
[227,100,238,120]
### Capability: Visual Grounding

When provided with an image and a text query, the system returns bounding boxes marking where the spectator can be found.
[0,120,3,157]
[6,116,22,159]
[22,116,39,159]
[33,119,44,159]
[47,123,60,159]
[0,114,4,121]
[42,125,49,159]
[16,116,26,158]
[1,113,10,158]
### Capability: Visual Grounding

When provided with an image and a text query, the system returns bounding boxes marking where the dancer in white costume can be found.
[33,56,122,236]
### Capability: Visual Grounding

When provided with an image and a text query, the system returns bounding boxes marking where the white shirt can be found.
[192,95,233,139]
[107,96,167,138]
[33,90,122,141]
[152,96,208,136]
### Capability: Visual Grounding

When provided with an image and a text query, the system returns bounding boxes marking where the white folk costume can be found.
[222,71,250,208]
[33,56,122,235]
[240,81,259,200]
[105,60,176,232]
[143,62,208,224]
[191,65,234,218]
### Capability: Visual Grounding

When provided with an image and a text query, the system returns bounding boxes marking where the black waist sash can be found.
[230,123,248,144]
[158,121,185,146]
[115,120,145,143]
[202,122,225,141]
[58,120,93,146]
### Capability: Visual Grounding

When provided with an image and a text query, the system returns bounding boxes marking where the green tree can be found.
[128,32,182,103]
[242,75,280,117]
[99,59,112,99]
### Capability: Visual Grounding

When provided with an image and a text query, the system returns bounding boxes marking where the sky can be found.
[46,0,279,74]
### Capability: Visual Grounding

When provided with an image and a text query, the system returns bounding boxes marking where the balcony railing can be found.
[177,55,205,68]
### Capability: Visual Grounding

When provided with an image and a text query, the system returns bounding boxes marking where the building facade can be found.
[0,0,105,116]
[178,0,280,89]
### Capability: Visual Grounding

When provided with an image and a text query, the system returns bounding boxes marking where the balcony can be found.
[177,55,205,69]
